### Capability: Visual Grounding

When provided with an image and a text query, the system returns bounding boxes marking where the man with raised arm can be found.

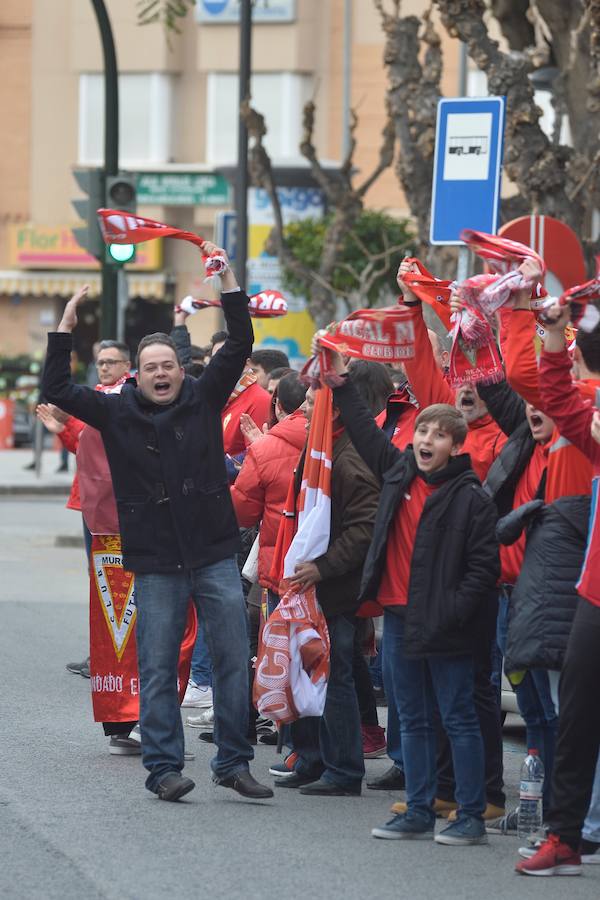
[42,244,273,804]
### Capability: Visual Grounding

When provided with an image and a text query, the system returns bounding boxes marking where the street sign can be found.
[215,211,237,262]
[196,0,295,23]
[136,172,231,206]
[430,97,506,245]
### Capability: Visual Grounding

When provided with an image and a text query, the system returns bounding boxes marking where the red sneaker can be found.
[362,724,387,759]
[515,834,582,876]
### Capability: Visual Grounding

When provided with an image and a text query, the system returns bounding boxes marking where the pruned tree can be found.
[242,100,405,326]
[376,0,600,269]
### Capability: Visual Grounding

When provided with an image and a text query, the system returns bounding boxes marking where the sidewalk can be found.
[0,448,72,495]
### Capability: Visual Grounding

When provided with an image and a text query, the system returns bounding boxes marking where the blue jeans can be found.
[190,618,213,687]
[292,614,364,787]
[497,588,557,812]
[135,558,254,791]
[381,611,404,771]
[387,612,485,820]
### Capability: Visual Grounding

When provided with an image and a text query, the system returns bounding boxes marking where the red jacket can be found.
[222,381,272,455]
[539,348,600,606]
[59,416,86,511]
[505,308,600,502]
[403,304,506,481]
[231,410,307,591]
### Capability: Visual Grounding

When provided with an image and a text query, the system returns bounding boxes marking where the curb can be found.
[0,486,71,496]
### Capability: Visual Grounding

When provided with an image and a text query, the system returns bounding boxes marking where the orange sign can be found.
[8,224,162,271]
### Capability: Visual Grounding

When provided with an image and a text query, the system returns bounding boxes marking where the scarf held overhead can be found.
[319,306,415,363]
[97,209,228,279]
[178,289,288,319]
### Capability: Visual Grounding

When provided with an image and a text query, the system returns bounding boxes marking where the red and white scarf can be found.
[97,209,228,287]
[313,306,415,365]
[255,386,333,724]
[177,289,288,319]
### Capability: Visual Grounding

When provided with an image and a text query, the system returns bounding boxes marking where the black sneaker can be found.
[66,657,90,678]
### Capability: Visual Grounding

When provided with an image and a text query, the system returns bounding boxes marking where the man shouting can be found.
[42,244,272,804]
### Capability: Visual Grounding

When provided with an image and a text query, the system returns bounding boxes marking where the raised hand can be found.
[240,412,264,445]
[36,403,66,434]
[57,285,89,333]
[396,257,419,302]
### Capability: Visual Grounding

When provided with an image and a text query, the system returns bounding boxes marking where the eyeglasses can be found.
[97,358,127,368]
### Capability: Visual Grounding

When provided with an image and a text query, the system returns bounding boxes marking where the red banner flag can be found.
[319,306,415,363]
[89,535,197,723]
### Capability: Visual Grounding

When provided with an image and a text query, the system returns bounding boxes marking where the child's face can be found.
[413,420,461,474]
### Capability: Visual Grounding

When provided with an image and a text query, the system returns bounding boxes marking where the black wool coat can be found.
[42,291,253,574]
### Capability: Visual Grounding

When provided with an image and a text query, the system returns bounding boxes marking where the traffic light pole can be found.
[235,0,252,290]
[91,0,119,338]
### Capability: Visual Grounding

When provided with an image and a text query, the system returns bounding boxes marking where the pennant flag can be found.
[319,306,415,363]
[399,257,453,330]
[97,209,227,278]
[89,535,197,723]
[255,386,333,723]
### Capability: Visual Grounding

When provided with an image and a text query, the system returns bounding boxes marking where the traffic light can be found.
[105,173,137,264]
[72,168,105,260]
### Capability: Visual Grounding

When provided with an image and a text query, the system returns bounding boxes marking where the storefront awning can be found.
[0,270,169,300]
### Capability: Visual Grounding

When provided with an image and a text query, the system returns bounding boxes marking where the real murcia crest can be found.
[93,550,137,661]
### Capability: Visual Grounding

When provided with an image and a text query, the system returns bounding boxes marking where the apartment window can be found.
[206,72,313,164]
[79,73,173,166]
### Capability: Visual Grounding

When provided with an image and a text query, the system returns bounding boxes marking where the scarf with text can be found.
[177,289,288,319]
[317,305,415,364]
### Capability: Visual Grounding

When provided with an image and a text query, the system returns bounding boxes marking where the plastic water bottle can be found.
[518,748,544,838]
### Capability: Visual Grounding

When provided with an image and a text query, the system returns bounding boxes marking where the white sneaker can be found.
[186,707,215,729]
[181,681,213,708]
[130,724,195,760]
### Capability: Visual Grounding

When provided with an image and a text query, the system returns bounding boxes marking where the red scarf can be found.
[97,209,227,280]
[318,306,415,364]
[177,290,288,319]
[399,258,453,330]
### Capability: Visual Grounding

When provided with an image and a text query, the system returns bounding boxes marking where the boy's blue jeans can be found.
[385,611,485,821]
[190,618,213,687]
[135,558,254,792]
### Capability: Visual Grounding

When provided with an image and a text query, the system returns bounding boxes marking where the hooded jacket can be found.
[231,410,307,591]
[332,378,500,658]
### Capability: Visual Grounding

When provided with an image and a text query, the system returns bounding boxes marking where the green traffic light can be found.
[108,243,135,263]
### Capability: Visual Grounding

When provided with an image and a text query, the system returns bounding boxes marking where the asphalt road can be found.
[1,497,598,900]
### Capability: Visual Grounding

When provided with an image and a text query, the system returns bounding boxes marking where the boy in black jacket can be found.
[314,336,499,845]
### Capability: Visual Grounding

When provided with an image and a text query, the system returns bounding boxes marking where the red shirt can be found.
[500,441,549,584]
[377,474,438,606]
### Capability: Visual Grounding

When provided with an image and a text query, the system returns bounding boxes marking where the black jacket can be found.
[333,379,500,658]
[479,379,540,517]
[498,495,590,672]
[42,291,253,574]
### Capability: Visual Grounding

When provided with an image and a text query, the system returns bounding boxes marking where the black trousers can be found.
[353,620,379,728]
[435,596,505,808]
[547,598,600,848]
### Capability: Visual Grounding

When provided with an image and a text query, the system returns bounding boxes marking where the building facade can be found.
[0,0,461,363]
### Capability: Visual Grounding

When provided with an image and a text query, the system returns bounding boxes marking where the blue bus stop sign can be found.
[430,97,506,245]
